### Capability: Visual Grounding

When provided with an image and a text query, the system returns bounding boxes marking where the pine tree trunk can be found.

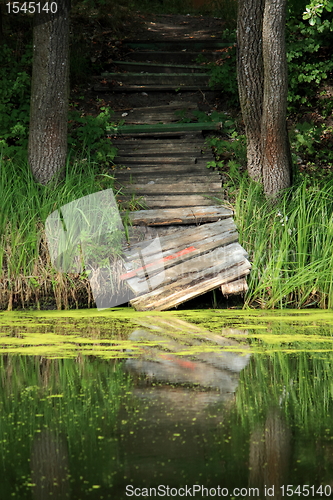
[237,0,265,182]
[28,1,70,185]
[261,0,292,199]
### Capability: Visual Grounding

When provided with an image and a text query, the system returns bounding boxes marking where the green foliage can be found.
[289,121,333,174]
[234,177,333,308]
[0,44,32,160]
[205,116,247,190]
[287,1,333,108]
[207,39,238,105]
[68,106,118,166]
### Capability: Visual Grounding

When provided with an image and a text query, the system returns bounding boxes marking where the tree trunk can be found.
[237,0,292,199]
[261,0,292,199]
[237,0,265,182]
[28,0,70,185]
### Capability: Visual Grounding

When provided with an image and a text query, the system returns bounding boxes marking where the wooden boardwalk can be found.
[100,39,251,310]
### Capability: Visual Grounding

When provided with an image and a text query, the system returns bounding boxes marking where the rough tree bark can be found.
[237,0,265,182]
[28,0,71,185]
[262,0,292,198]
[237,0,292,199]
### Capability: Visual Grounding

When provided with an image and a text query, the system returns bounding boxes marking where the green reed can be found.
[0,152,118,310]
[235,178,333,308]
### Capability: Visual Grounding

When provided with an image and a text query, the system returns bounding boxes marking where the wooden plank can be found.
[221,278,248,296]
[125,243,247,295]
[113,138,204,146]
[124,219,237,261]
[100,72,210,86]
[126,206,233,225]
[123,40,234,51]
[110,60,208,73]
[114,165,215,175]
[115,155,212,164]
[118,182,222,195]
[116,149,209,156]
[115,173,221,183]
[94,84,214,92]
[113,102,199,125]
[127,51,222,64]
[107,122,221,135]
[123,229,239,287]
[130,260,251,311]
[117,194,219,208]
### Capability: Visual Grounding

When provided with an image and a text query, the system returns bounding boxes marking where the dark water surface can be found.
[1,309,333,499]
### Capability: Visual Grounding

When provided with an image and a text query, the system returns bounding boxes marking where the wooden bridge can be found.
[95,38,250,310]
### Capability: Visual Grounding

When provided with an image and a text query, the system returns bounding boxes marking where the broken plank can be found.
[125,242,247,295]
[221,278,248,296]
[124,218,237,261]
[130,260,251,311]
[126,206,233,226]
[123,229,239,285]
[107,122,221,135]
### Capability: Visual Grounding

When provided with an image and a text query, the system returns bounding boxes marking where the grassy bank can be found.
[0,152,122,311]
[2,149,333,310]
[234,177,333,309]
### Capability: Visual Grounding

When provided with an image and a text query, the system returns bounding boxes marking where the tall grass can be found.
[235,177,333,308]
[0,151,118,310]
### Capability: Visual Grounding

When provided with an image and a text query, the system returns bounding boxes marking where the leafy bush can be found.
[68,106,118,165]
[287,2,333,109]
[0,44,32,160]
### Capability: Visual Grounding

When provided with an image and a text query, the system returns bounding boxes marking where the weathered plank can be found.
[100,72,210,86]
[113,104,198,125]
[123,40,233,51]
[130,259,251,311]
[221,278,248,296]
[122,229,239,289]
[94,83,213,92]
[125,242,247,293]
[118,182,222,195]
[114,167,215,177]
[115,145,208,153]
[115,155,212,164]
[117,194,219,208]
[113,137,203,146]
[126,206,233,225]
[115,173,221,183]
[111,60,208,73]
[107,122,221,135]
[127,50,222,64]
[124,218,237,261]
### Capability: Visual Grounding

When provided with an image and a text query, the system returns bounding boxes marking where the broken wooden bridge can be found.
[97,38,251,310]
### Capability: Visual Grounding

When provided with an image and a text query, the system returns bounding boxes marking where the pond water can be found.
[1,308,333,499]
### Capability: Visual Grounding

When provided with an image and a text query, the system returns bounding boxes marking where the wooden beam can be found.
[125,206,233,226]
[130,260,251,311]
[221,278,248,296]
[107,122,221,135]
[109,61,208,73]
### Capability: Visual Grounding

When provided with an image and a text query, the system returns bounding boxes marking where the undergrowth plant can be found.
[0,151,125,310]
[234,178,333,309]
